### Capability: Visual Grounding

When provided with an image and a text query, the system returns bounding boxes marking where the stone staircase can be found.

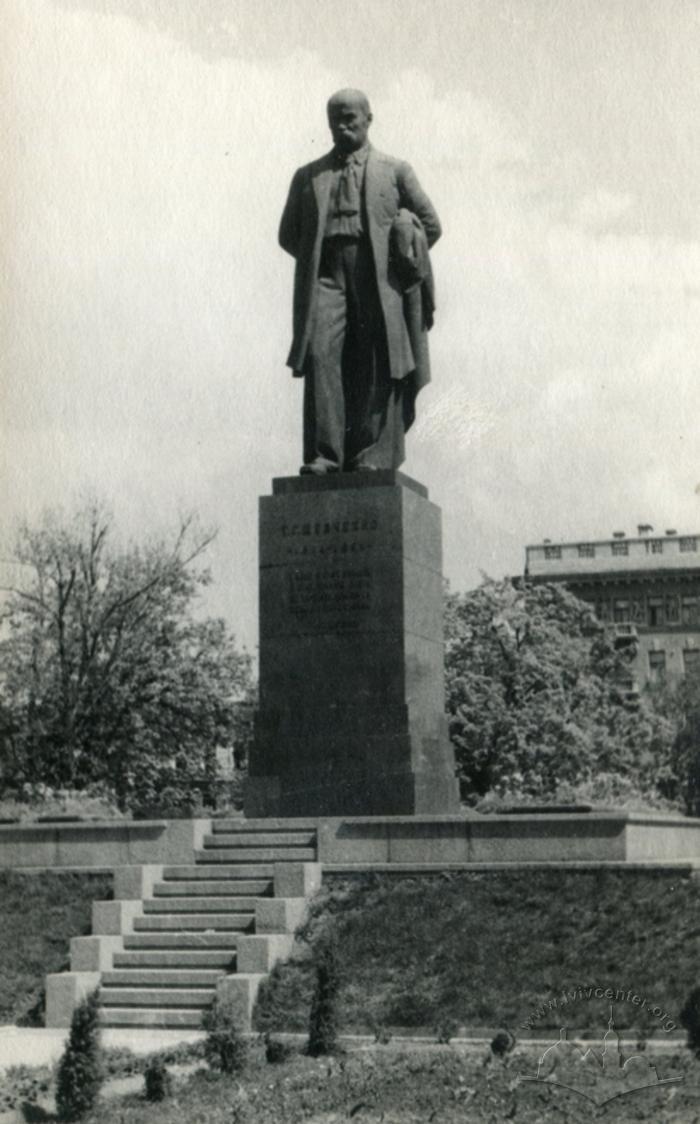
[45,820,321,1029]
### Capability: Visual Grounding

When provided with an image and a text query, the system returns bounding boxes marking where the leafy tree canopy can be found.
[445,577,675,806]
[0,501,253,814]
[648,670,700,816]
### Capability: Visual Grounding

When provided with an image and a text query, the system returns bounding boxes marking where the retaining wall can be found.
[2,812,700,870]
[0,819,208,869]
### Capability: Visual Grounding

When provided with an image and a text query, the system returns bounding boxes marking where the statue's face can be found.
[327,97,371,153]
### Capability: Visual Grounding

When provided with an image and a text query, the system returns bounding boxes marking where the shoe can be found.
[350,463,379,472]
[299,461,339,476]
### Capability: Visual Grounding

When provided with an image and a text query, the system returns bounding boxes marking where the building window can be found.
[629,599,644,622]
[682,597,700,624]
[648,650,667,681]
[683,649,700,675]
[648,597,665,627]
[578,544,595,558]
[666,596,680,623]
[680,537,698,552]
[613,600,630,622]
[544,546,562,560]
[596,599,612,621]
[612,541,629,557]
[647,540,664,554]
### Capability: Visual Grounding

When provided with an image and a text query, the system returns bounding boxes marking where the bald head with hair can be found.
[326,88,373,154]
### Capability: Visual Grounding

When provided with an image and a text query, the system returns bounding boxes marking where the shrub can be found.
[307,933,341,1056]
[435,1016,460,1044]
[143,1060,171,1102]
[262,1031,293,1064]
[202,995,249,1074]
[369,1019,392,1045]
[490,1029,516,1058]
[55,989,103,1121]
[680,987,700,1057]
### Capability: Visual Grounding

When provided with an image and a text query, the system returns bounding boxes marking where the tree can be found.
[445,577,675,806]
[55,989,102,1120]
[307,931,341,1056]
[0,501,253,813]
[651,669,700,816]
[202,994,249,1074]
[680,986,700,1059]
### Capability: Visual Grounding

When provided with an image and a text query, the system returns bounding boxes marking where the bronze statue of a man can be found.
[279,89,442,475]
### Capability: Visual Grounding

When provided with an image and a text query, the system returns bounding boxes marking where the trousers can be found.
[303,236,405,471]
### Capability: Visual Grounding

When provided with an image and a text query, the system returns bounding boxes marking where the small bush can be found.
[435,1016,460,1044]
[55,989,103,1121]
[262,1032,293,1064]
[16,986,46,1027]
[490,1029,516,1058]
[307,933,341,1056]
[143,1060,171,1102]
[369,1019,392,1045]
[202,995,249,1074]
[680,986,700,1057]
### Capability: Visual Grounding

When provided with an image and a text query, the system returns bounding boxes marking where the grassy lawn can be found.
[0,870,112,1024]
[254,870,700,1038]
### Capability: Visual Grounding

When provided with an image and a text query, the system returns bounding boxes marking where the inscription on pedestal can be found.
[288,565,372,634]
[279,516,379,561]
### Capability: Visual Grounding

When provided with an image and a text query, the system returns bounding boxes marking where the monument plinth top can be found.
[271,470,428,498]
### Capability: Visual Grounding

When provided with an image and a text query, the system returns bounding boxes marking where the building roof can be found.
[525,531,700,581]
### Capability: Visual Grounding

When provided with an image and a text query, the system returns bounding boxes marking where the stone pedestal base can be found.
[246,470,459,816]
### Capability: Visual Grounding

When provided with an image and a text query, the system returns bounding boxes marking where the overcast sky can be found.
[2,0,700,656]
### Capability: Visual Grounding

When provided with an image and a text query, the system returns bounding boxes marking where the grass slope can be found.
[254,870,700,1037]
[0,870,112,1024]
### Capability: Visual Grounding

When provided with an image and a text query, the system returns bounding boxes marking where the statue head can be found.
[327,89,372,154]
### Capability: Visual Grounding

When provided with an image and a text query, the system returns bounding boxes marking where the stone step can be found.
[212,819,317,833]
[203,831,315,848]
[124,932,240,950]
[194,847,315,863]
[99,987,216,1008]
[103,969,224,987]
[114,950,236,969]
[154,879,272,897]
[99,1007,205,1028]
[143,897,259,914]
[133,913,254,932]
[163,864,275,879]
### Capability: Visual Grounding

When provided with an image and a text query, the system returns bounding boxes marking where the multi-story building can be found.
[525,526,700,686]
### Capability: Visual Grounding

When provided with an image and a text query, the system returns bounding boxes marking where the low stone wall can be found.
[316,812,700,865]
[2,812,700,871]
[0,819,209,869]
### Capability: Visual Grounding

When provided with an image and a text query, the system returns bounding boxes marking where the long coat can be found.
[278,146,441,384]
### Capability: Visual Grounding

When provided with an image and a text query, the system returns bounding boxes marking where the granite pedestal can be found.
[246,470,460,816]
